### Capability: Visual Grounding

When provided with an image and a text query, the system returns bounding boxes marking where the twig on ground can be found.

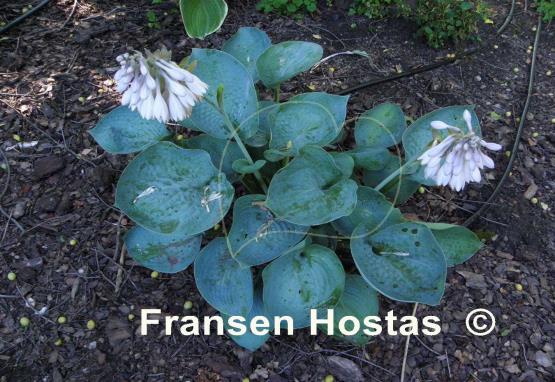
[400,303,419,382]
[113,213,124,261]
[58,0,79,31]
[114,245,127,294]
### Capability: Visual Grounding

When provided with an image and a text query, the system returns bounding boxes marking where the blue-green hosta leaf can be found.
[182,49,258,140]
[419,223,483,266]
[179,0,228,39]
[257,41,323,88]
[182,134,243,183]
[89,106,170,154]
[351,222,447,305]
[329,152,354,178]
[265,146,358,226]
[403,105,481,161]
[266,95,344,157]
[194,238,253,316]
[319,274,379,345]
[222,286,270,351]
[124,226,201,273]
[222,27,271,82]
[345,146,390,171]
[231,159,266,174]
[262,244,345,328]
[290,92,349,130]
[354,103,406,148]
[229,194,308,266]
[115,142,234,236]
[332,186,404,236]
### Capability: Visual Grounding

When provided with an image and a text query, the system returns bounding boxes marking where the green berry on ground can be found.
[20,317,30,328]
[86,320,96,330]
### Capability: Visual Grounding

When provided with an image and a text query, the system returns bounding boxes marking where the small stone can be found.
[535,351,552,368]
[506,364,520,374]
[456,271,488,289]
[523,156,535,168]
[524,183,538,199]
[36,194,59,213]
[530,333,542,348]
[33,156,65,179]
[327,356,363,382]
[12,201,26,218]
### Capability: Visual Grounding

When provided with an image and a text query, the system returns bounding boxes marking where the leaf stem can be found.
[274,85,280,103]
[374,159,415,192]
[209,98,268,193]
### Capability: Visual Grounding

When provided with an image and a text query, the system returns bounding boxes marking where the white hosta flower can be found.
[418,110,502,192]
[114,48,207,123]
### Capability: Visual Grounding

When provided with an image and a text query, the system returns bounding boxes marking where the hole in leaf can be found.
[415,241,421,247]
[392,283,398,288]
[411,229,418,234]
[401,228,408,233]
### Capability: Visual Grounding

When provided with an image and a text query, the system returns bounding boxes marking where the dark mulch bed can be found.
[1,0,554,381]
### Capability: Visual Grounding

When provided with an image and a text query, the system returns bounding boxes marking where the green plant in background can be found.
[146,10,160,29]
[91,27,497,350]
[179,0,228,38]
[257,0,318,16]
[413,0,489,48]
[538,0,555,21]
[349,0,410,19]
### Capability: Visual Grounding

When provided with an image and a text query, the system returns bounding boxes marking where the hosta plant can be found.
[91,26,498,349]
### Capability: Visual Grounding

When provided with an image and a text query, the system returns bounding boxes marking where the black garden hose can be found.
[0,0,50,35]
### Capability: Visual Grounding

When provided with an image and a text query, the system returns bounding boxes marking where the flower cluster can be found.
[114,48,208,123]
[419,110,502,191]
